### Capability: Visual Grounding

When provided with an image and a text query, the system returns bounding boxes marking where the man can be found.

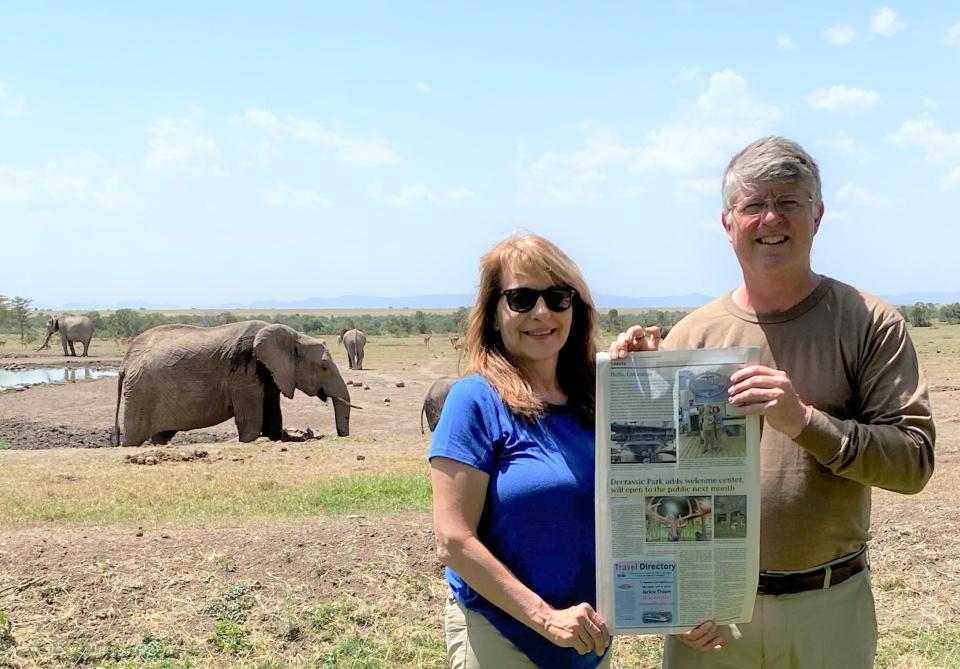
[611,136,935,668]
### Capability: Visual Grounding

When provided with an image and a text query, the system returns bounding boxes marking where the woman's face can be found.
[493,264,573,372]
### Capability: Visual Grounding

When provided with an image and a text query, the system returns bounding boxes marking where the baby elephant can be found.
[421,376,459,434]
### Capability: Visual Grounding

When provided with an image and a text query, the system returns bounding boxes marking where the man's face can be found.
[722,181,823,279]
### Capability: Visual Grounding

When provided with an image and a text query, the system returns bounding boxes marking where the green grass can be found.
[0,441,12,450]
[63,634,191,667]
[5,472,431,525]
[876,624,960,669]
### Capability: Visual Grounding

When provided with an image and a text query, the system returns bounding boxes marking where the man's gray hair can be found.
[722,136,822,211]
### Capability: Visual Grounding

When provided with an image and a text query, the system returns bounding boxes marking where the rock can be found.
[363,385,370,390]
[383,397,391,403]
[395,381,405,388]
[356,455,365,461]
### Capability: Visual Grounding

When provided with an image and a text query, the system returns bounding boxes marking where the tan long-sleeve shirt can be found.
[664,277,935,571]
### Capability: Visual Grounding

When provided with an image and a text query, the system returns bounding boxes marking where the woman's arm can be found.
[431,456,609,656]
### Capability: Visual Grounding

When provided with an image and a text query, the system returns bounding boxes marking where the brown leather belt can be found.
[757,550,869,596]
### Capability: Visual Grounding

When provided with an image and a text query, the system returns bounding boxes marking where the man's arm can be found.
[729,317,934,494]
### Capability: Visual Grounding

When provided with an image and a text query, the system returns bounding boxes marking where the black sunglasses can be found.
[500,287,576,313]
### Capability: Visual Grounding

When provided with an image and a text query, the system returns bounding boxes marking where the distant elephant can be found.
[339,328,367,370]
[38,315,95,357]
[421,376,459,434]
[113,320,354,447]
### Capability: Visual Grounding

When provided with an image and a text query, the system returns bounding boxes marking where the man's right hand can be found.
[609,325,661,359]
[675,621,724,652]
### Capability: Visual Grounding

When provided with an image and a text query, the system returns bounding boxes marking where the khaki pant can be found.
[663,570,876,669]
[444,595,613,669]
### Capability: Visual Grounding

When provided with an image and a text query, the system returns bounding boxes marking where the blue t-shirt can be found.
[429,375,605,669]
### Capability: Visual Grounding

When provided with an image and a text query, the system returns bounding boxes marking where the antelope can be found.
[423,334,431,348]
[0,340,5,349]
[451,336,468,374]
[646,496,712,542]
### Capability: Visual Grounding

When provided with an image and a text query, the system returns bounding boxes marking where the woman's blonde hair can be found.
[465,233,599,423]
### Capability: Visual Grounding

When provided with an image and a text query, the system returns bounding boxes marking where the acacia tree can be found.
[0,295,9,331]
[10,297,33,345]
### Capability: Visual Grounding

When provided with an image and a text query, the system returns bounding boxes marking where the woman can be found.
[430,233,610,668]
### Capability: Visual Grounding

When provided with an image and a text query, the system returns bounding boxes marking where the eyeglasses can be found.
[731,194,813,220]
[500,287,576,313]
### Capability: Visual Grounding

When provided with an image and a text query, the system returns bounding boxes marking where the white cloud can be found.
[0,151,139,207]
[776,35,795,51]
[239,141,280,169]
[889,114,960,163]
[145,118,224,176]
[834,183,901,209]
[923,97,938,109]
[889,114,960,191]
[0,83,25,116]
[870,7,906,36]
[946,23,960,48]
[817,131,872,163]
[367,184,476,207]
[263,180,332,208]
[823,25,856,44]
[808,85,879,113]
[518,69,782,204]
[231,108,400,167]
[416,82,431,94]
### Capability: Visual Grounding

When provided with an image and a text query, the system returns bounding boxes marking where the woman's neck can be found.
[520,360,567,405]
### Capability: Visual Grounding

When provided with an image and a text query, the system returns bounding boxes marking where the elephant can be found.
[421,376,459,434]
[113,320,354,447]
[339,328,367,370]
[38,315,95,357]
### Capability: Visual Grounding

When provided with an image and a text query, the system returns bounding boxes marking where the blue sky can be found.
[1,2,958,308]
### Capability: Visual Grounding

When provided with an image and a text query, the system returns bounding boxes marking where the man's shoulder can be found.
[824,278,906,327]
[663,297,732,348]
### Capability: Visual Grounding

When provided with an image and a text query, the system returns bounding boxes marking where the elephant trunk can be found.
[324,375,351,437]
[37,330,54,351]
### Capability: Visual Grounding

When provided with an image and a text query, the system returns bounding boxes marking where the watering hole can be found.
[0,366,119,389]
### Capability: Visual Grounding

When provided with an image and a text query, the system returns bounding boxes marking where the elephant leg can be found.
[233,392,265,442]
[68,341,77,357]
[260,380,283,441]
[151,430,177,445]
[81,340,89,357]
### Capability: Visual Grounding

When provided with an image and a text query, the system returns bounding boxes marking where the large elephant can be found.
[39,315,95,357]
[338,328,367,370]
[421,376,459,434]
[113,320,353,447]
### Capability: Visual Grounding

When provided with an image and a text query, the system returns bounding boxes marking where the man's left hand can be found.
[728,365,811,439]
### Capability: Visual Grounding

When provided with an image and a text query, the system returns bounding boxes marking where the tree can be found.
[10,297,33,345]
[939,303,960,324]
[908,302,933,328]
[0,295,9,330]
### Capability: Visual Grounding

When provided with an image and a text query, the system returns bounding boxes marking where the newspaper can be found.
[595,348,761,635]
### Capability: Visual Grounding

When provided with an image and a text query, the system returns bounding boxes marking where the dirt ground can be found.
[0,334,958,667]
[0,341,457,449]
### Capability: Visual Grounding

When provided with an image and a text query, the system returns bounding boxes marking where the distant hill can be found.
[52,290,960,311]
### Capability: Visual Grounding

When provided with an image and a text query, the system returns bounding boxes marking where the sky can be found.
[1,2,959,309]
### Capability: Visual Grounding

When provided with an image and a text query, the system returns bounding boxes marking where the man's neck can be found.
[733,270,822,314]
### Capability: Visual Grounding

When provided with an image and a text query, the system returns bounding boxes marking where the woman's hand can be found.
[541,602,610,656]
[609,325,662,359]
[674,621,724,652]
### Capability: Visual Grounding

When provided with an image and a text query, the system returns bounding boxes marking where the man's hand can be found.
[675,621,724,652]
[608,325,661,359]
[728,365,812,439]
[541,603,610,656]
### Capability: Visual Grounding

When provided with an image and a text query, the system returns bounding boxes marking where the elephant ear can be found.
[253,324,299,399]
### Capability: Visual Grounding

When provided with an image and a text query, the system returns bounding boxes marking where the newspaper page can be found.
[595,348,761,636]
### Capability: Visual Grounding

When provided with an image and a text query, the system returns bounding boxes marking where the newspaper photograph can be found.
[595,348,761,635]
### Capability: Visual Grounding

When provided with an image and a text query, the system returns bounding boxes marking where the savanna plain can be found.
[0,322,958,668]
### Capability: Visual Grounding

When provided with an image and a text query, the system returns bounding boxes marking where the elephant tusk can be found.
[332,396,363,410]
